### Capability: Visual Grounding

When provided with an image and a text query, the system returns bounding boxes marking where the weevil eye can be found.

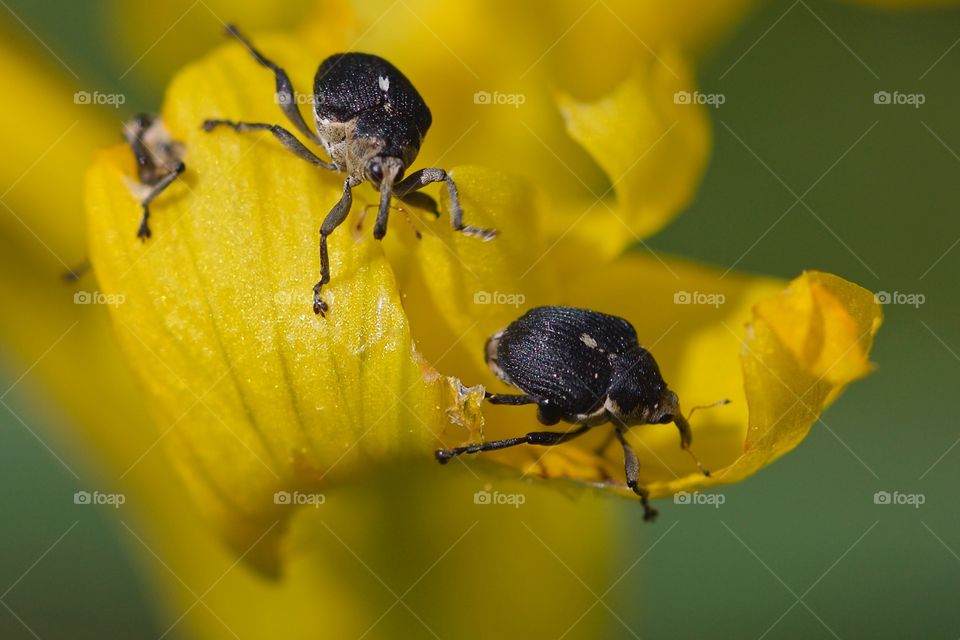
[369,161,383,183]
[657,414,674,424]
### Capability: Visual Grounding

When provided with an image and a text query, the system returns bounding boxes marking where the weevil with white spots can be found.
[202,25,496,316]
[436,306,728,521]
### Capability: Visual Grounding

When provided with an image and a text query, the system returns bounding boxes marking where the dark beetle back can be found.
[313,53,431,159]
[487,306,642,419]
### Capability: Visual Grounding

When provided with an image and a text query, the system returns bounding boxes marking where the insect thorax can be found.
[123,115,184,186]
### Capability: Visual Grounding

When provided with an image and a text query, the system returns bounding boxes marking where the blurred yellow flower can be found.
[1,0,886,638]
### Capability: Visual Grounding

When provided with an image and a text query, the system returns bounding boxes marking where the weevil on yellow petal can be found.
[448,255,880,503]
[84,36,486,569]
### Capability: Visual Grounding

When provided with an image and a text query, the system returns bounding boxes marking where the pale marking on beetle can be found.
[485,330,511,384]
[580,333,599,349]
[379,76,393,113]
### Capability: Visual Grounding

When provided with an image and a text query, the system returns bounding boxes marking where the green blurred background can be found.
[2,0,958,638]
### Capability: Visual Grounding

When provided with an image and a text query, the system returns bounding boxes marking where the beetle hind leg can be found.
[222,24,324,147]
[435,424,591,464]
[484,392,535,406]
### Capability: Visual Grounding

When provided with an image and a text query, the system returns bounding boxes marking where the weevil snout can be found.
[652,389,680,425]
[371,157,405,240]
[367,156,404,188]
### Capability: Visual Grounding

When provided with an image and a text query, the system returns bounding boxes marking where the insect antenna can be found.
[686,398,731,421]
[675,399,730,478]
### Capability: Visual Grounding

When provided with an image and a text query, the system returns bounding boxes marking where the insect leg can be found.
[392,168,496,240]
[222,24,324,146]
[395,191,439,218]
[313,176,359,316]
[136,162,185,240]
[614,426,658,521]
[435,424,591,463]
[484,392,535,405]
[593,429,617,456]
[202,120,337,171]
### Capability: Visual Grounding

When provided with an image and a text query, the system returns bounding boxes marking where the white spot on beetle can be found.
[580,333,598,349]
[378,76,390,92]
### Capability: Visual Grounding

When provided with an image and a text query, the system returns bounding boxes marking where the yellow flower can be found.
[85,27,880,547]
[2,1,883,638]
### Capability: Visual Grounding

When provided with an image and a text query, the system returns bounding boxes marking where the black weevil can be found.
[202,25,496,316]
[63,113,184,283]
[436,306,724,521]
[123,113,186,240]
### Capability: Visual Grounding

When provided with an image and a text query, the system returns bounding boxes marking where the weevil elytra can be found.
[202,25,497,317]
[122,113,186,240]
[435,306,725,522]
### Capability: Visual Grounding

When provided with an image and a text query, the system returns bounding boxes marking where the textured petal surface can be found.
[85,37,485,563]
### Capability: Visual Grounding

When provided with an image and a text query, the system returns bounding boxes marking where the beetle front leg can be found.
[136,162,185,240]
[393,168,497,240]
[314,177,360,316]
[614,427,658,521]
[202,120,337,171]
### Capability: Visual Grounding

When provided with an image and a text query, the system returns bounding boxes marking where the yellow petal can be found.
[396,164,558,376]
[85,36,484,565]
[556,51,711,254]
